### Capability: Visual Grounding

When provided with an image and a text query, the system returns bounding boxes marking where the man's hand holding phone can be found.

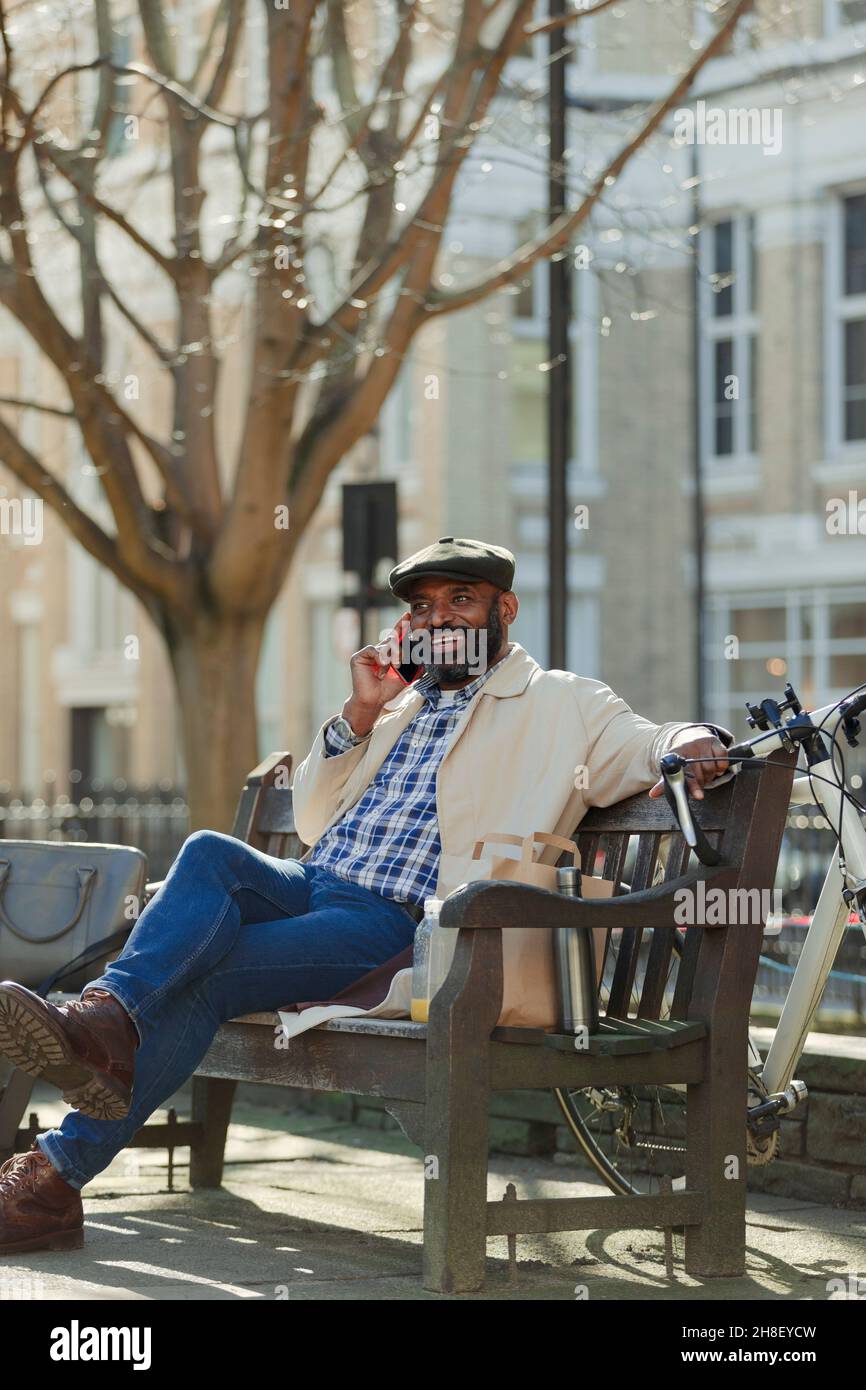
[387,613,427,686]
[340,613,418,738]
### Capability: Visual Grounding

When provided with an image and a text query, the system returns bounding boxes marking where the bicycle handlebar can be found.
[658,685,866,870]
[658,752,722,866]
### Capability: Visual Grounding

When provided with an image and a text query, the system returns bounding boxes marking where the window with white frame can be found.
[105,20,134,159]
[379,350,416,476]
[511,583,600,676]
[244,0,268,110]
[17,622,41,798]
[699,213,759,466]
[309,598,355,743]
[507,217,601,678]
[164,0,204,80]
[827,191,866,450]
[825,0,866,33]
[373,0,400,64]
[67,459,128,657]
[509,213,599,476]
[705,589,866,769]
[69,706,132,791]
[255,603,285,760]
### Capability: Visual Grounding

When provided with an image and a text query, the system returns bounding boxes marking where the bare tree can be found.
[0,0,754,829]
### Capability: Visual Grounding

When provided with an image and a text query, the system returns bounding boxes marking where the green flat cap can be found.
[389,536,516,601]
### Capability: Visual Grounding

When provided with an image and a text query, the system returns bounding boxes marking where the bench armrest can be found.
[438,864,737,935]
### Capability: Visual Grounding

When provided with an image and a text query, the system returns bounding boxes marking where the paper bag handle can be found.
[472,831,579,867]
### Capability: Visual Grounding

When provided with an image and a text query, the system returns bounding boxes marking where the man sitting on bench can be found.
[0,536,731,1254]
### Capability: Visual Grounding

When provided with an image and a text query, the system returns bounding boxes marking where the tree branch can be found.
[2,143,193,521]
[35,137,181,284]
[0,0,14,151]
[289,0,517,522]
[0,412,161,609]
[526,0,625,37]
[0,233,184,597]
[206,0,321,608]
[424,0,756,317]
[137,0,177,81]
[290,0,537,374]
[203,0,246,111]
[0,396,74,419]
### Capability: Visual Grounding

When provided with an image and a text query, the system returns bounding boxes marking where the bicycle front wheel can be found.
[553,930,765,1196]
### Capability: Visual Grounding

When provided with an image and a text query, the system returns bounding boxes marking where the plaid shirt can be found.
[304,655,505,908]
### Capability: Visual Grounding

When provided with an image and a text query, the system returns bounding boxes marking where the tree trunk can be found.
[168,612,267,833]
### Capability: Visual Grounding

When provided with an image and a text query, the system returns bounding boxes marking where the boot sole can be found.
[0,989,131,1122]
[0,1225,85,1255]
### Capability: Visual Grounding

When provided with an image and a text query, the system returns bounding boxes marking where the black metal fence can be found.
[754,919,866,1027]
[0,790,189,881]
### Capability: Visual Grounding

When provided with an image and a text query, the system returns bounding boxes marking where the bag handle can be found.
[472,831,579,866]
[0,860,97,943]
[33,925,133,999]
[472,833,524,861]
[528,831,580,862]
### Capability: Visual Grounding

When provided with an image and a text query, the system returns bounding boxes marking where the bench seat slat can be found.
[542,1017,706,1054]
[228,1011,706,1055]
[230,1011,428,1040]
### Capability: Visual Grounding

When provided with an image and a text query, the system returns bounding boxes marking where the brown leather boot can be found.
[0,1142,84,1255]
[0,982,140,1121]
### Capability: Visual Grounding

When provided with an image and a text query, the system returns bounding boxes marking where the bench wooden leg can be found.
[421,1076,490,1295]
[422,1006,494,1291]
[421,930,505,1294]
[683,1073,747,1277]
[189,1076,237,1188]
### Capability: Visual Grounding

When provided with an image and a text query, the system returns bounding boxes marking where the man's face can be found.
[405,577,516,686]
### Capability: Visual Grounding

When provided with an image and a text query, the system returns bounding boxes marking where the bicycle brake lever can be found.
[658,753,722,866]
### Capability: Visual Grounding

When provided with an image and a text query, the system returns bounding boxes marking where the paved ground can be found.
[2,1082,865,1302]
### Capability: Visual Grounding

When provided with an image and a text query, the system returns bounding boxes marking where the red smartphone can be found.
[388,615,425,685]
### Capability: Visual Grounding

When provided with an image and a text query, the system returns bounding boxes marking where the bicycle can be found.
[554,681,866,1197]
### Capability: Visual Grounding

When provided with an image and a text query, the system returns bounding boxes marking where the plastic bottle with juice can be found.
[411,897,457,1022]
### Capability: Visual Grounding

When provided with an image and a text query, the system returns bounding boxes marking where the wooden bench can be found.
[183,744,796,1294]
[2,743,796,1294]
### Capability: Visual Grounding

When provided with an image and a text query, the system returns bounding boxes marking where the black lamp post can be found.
[547,0,570,672]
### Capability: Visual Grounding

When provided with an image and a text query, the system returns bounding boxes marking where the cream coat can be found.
[290,641,731,902]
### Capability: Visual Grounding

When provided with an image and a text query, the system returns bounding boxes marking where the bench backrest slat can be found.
[578,833,601,879]
[602,833,631,893]
[629,831,663,893]
[671,923,703,1021]
[257,786,301,837]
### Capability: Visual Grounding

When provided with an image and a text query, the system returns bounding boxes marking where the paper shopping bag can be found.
[469,831,613,1029]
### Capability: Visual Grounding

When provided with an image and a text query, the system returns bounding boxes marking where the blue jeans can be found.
[35,830,418,1190]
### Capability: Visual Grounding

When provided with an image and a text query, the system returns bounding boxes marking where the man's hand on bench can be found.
[648,733,730,802]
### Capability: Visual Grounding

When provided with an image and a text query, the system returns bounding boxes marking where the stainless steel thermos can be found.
[553,865,599,1034]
